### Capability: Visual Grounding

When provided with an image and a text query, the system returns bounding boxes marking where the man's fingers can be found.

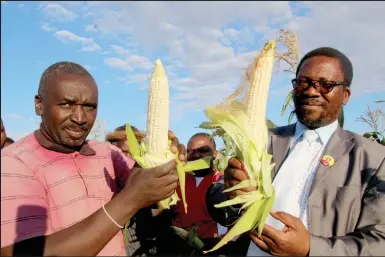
[152,160,177,177]
[270,211,298,228]
[161,181,178,195]
[228,157,244,170]
[168,130,179,153]
[158,171,179,185]
[261,224,283,244]
[225,167,249,182]
[168,130,176,140]
[249,232,269,252]
[177,144,186,162]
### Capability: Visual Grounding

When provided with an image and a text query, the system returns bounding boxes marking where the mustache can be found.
[295,97,326,107]
[64,123,89,132]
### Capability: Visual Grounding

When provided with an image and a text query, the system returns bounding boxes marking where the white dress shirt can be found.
[247,120,339,256]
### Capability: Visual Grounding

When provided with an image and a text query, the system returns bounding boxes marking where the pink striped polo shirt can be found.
[1,130,135,256]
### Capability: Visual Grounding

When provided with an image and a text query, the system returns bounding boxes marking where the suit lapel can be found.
[309,127,355,197]
[271,124,296,179]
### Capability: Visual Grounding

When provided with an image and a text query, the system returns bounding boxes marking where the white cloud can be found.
[40,2,77,21]
[55,1,385,116]
[41,23,57,32]
[110,45,131,56]
[55,30,101,52]
[85,24,98,32]
[116,74,149,86]
[104,55,153,71]
[286,1,385,94]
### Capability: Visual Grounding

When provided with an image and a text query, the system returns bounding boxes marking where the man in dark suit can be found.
[206,47,385,256]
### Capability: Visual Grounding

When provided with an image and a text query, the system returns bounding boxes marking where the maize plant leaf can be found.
[199,122,220,129]
[223,180,252,193]
[125,124,146,167]
[123,222,130,249]
[200,106,275,252]
[256,191,275,236]
[183,156,212,173]
[214,156,229,172]
[125,124,141,159]
[177,161,188,213]
[127,123,212,214]
[281,90,293,116]
[363,132,376,138]
[171,226,205,250]
[212,128,227,137]
[204,199,267,254]
[261,153,273,197]
[214,197,252,209]
[288,110,296,124]
[266,119,277,129]
[214,191,263,208]
[239,199,256,212]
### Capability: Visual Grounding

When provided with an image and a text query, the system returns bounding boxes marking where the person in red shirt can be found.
[172,133,227,253]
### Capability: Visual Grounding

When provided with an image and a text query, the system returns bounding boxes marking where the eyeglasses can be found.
[291,78,349,94]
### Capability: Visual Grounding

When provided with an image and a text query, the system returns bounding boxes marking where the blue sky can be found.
[1,1,384,146]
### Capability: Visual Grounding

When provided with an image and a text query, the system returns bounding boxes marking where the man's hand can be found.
[224,157,255,199]
[123,160,179,210]
[249,212,310,256]
[168,130,186,163]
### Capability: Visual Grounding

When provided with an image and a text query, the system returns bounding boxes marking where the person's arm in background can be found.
[206,158,254,227]
[1,156,179,256]
[206,175,241,227]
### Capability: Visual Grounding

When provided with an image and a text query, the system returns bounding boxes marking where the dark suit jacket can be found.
[206,124,385,256]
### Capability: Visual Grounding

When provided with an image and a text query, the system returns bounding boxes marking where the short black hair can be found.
[38,61,93,96]
[296,47,353,86]
[188,132,216,149]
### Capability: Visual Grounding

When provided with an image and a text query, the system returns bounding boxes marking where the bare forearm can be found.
[1,190,138,256]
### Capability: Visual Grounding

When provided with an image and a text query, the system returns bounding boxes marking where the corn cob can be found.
[146,59,170,157]
[246,41,276,153]
[125,59,212,214]
[199,40,278,253]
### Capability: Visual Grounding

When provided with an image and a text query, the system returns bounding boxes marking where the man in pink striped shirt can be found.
[1,62,186,256]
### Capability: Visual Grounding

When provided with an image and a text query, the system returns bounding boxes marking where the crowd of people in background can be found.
[1,46,384,257]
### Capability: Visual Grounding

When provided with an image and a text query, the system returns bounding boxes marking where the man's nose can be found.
[70,106,87,125]
[303,84,321,97]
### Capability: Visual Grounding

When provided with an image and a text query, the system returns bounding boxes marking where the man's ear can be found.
[35,95,43,116]
[343,87,351,105]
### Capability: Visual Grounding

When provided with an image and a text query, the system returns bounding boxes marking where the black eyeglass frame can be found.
[291,78,350,94]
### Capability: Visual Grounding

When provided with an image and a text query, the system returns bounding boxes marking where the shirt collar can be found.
[293,120,339,146]
[34,128,96,156]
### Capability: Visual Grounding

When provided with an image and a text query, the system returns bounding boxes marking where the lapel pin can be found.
[321,155,335,167]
